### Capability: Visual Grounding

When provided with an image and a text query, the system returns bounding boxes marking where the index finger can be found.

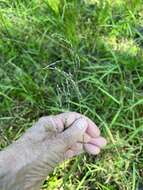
[57,112,100,138]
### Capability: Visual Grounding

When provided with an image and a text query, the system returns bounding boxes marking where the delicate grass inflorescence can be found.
[0,0,143,189]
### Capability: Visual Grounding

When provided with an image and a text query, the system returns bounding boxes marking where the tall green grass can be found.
[0,0,143,189]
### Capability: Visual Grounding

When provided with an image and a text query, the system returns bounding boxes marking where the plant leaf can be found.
[47,0,60,14]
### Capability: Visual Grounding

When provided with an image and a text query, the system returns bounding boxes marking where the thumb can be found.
[57,118,88,150]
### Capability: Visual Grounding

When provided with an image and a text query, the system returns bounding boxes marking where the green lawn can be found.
[0,0,143,189]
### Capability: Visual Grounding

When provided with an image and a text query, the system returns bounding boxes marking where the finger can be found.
[89,137,107,148]
[57,112,82,129]
[84,143,100,155]
[85,118,100,138]
[35,116,64,133]
[58,112,100,138]
[65,143,84,158]
[78,133,91,143]
[57,118,88,150]
[70,142,83,152]
[65,149,75,158]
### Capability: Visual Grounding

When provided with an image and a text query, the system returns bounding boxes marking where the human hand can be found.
[0,112,107,190]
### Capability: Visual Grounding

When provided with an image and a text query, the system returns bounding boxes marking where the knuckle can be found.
[38,116,51,123]
[37,116,57,131]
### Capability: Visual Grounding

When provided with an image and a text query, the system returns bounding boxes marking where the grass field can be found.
[0,0,143,189]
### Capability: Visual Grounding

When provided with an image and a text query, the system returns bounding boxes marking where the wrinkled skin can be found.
[0,112,107,190]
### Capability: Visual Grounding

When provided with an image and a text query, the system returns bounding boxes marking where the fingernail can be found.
[76,118,87,130]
